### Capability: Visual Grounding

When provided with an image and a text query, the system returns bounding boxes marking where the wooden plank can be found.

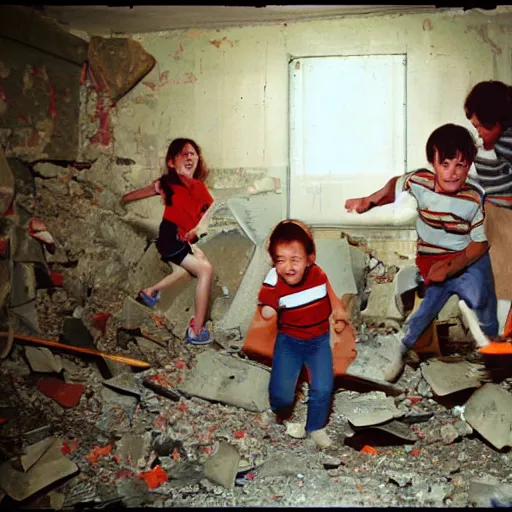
[0,6,87,66]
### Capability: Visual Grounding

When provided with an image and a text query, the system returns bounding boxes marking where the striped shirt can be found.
[396,169,487,280]
[471,127,512,208]
[258,264,331,340]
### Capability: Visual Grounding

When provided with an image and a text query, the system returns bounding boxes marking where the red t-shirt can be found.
[162,177,214,240]
[258,264,332,340]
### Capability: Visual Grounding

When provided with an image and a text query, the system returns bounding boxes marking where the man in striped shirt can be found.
[345,123,499,359]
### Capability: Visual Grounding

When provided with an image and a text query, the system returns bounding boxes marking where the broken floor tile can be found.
[355,419,417,442]
[25,346,63,373]
[346,333,404,382]
[97,387,138,436]
[61,317,95,349]
[468,477,512,507]
[103,372,141,398]
[178,351,270,412]
[11,225,46,264]
[0,438,78,502]
[10,300,40,334]
[420,360,483,396]
[464,383,512,450]
[115,433,147,467]
[19,436,55,472]
[36,378,85,408]
[334,391,403,427]
[204,441,240,489]
[10,262,36,308]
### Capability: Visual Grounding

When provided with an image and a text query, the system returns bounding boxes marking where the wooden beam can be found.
[0,6,87,66]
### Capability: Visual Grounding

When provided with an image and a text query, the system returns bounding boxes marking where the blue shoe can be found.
[137,290,160,308]
[186,326,212,345]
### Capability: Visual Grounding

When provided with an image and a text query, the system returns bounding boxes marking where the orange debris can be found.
[139,465,168,489]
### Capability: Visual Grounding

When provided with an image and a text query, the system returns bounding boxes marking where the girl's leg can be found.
[180,247,213,332]
[142,266,190,297]
[303,333,333,433]
[269,333,305,420]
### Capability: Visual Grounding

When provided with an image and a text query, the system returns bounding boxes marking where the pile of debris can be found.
[2,149,512,509]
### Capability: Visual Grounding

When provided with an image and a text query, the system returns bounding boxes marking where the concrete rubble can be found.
[2,129,512,510]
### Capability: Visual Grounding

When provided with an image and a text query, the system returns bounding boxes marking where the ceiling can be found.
[41,5,444,37]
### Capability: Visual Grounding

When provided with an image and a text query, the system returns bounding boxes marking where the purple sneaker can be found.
[186,326,212,345]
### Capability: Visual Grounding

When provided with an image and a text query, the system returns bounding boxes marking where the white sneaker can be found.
[458,299,490,348]
[310,428,332,449]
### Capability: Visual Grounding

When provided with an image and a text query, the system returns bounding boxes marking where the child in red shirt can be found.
[258,220,352,448]
[128,138,215,345]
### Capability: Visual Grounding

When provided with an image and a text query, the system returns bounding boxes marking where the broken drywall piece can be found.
[464,383,512,450]
[88,36,156,104]
[103,372,141,398]
[394,265,419,316]
[420,360,483,396]
[19,436,56,472]
[204,442,240,489]
[178,351,270,412]
[354,420,417,442]
[334,391,403,427]
[346,333,404,383]
[362,282,404,325]
[25,346,63,373]
[0,438,78,501]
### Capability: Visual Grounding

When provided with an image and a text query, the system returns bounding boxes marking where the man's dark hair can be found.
[425,123,477,165]
[464,80,512,130]
[268,220,315,263]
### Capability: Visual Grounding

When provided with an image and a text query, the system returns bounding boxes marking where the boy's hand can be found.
[261,305,277,320]
[330,306,349,334]
[345,197,371,213]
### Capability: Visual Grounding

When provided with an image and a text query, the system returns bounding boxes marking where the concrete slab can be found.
[10,262,36,308]
[103,373,141,397]
[19,436,55,472]
[10,300,40,334]
[24,347,63,373]
[355,420,417,442]
[464,383,512,450]
[204,441,240,489]
[178,351,270,412]
[257,453,308,478]
[0,438,78,502]
[227,193,283,246]
[420,360,483,397]
[314,236,358,297]
[345,333,404,382]
[218,244,273,339]
[334,391,403,427]
[362,282,404,324]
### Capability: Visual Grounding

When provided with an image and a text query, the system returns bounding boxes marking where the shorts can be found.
[156,219,192,265]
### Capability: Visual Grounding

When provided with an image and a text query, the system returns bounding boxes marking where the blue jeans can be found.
[269,331,333,433]
[403,252,498,348]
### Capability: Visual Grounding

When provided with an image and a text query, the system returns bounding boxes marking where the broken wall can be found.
[82,8,512,232]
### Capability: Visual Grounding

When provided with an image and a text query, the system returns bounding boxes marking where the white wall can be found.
[106,8,512,225]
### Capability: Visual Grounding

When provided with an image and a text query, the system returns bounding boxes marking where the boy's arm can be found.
[345,176,400,213]
[426,241,489,284]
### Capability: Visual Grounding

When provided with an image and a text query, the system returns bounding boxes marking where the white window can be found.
[289,54,414,226]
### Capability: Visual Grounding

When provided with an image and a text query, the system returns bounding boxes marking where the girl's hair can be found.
[160,137,209,205]
[425,123,477,165]
[268,219,316,263]
[464,80,512,130]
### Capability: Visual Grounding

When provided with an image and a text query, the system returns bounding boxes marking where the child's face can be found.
[169,143,199,179]
[470,115,502,150]
[274,241,310,286]
[433,149,471,194]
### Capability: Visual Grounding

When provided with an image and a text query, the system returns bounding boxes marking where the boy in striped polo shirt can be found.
[345,123,499,359]
[258,220,352,449]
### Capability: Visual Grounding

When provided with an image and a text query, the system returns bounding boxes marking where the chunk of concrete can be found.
[103,372,141,398]
[11,225,46,264]
[0,438,78,502]
[314,236,358,297]
[345,333,404,382]
[257,453,308,479]
[0,147,14,216]
[88,36,156,103]
[178,351,270,412]
[24,347,63,374]
[334,391,403,427]
[19,436,55,472]
[468,477,512,508]
[464,383,512,450]
[10,263,36,308]
[118,296,157,331]
[10,300,40,334]
[204,442,240,489]
[116,433,146,466]
[420,360,483,397]
[355,419,417,442]
[227,193,283,246]
[362,282,404,325]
